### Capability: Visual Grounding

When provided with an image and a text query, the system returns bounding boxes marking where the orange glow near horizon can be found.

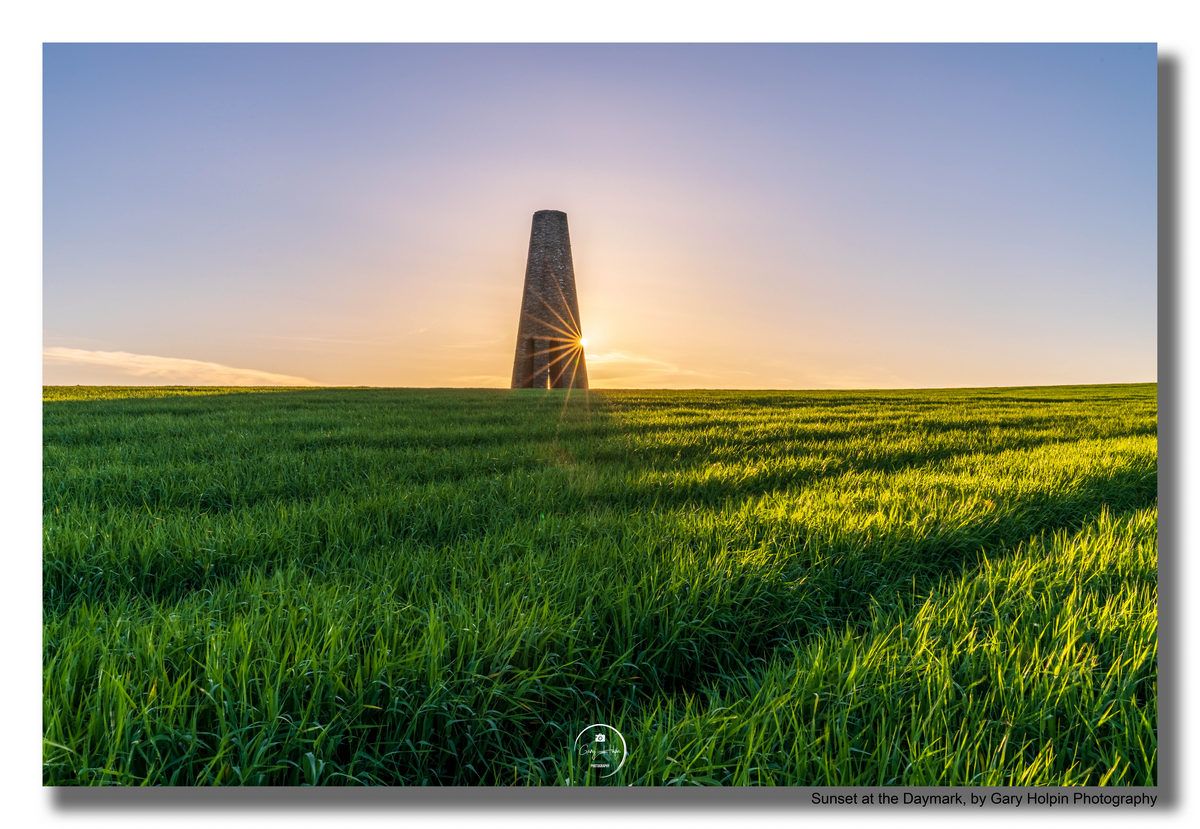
[43,45,1156,390]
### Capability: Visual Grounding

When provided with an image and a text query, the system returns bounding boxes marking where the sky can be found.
[43,44,1157,389]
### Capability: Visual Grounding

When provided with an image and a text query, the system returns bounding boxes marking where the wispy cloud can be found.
[586,350,709,387]
[43,347,317,386]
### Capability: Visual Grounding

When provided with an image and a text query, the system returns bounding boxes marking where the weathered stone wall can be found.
[511,210,589,389]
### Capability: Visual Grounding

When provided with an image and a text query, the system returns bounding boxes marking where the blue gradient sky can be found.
[43,44,1156,388]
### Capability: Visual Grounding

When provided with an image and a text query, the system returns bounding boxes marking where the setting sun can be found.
[38,41,1161,791]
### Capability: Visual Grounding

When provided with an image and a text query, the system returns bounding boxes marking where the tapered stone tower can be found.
[511,210,588,389]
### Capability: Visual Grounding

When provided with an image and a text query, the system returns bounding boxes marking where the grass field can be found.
[42,383,1158,786]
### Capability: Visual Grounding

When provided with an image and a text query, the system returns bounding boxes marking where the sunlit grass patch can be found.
[43,383,1156,785]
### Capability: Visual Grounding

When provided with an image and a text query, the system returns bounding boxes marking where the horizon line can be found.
[41,379,1159,393]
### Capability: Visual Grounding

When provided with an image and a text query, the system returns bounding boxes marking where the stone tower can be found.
[511,210,588,389]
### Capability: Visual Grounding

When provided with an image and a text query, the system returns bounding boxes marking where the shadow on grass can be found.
[43,386,1157,785]
[587,463,1157,700]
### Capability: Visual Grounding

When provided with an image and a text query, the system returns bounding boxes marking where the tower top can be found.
[511,210,587,390]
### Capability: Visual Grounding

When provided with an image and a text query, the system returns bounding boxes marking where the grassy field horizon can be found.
[43,382,1157,785]
[44,380,1157,397]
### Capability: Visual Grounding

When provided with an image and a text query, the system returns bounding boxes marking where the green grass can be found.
[42,383,1157,785]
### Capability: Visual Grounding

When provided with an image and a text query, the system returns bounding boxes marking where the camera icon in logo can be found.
[572,723,628,779]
